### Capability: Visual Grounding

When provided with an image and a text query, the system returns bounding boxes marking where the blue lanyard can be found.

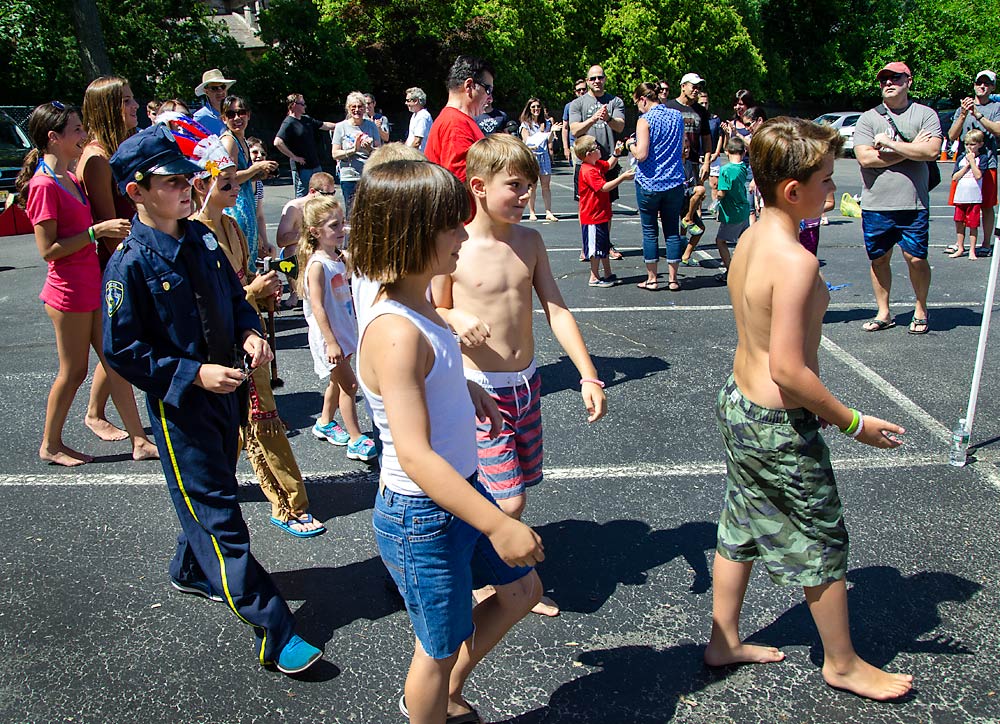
[36,159,89,207]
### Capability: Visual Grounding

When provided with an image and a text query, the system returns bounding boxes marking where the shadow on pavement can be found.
[272,556,404,646]
[239,471,377,520]
[750,566,981,668]
[500,566,978,723]
[532,519,716,613]
[498,643,727,723]
[538,354,670,395]
[824,306,984,331]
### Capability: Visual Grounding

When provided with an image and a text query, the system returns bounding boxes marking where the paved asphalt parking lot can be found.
[1,158,999,723]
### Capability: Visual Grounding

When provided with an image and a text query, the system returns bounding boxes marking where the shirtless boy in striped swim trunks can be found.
[433,134,607,616]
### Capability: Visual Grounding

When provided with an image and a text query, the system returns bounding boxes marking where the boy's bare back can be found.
[729,217,829,410]
[449,223,544,373]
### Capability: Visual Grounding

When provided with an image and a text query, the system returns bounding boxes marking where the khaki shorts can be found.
[715,375,849,587]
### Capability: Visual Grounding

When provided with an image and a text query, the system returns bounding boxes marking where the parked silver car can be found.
[0,110,32,193]
[813,111,862,155]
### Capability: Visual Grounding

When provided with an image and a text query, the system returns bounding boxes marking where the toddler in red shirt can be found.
[574,135,634,287]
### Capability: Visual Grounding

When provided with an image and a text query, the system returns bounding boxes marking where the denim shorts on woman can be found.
[372,474,533,659]
[715,375,849,588]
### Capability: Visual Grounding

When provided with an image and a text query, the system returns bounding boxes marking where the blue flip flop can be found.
[269,513,327,538]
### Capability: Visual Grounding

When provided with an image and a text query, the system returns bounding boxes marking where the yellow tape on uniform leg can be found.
[158,399,254,628]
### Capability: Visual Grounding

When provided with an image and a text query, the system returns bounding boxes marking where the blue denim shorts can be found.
[862,209,929,260]
[372,474,533,659]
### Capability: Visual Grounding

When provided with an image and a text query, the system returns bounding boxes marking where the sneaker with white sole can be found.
[312,420,350,445]
[275,634,322,674]
[170,576,223,603]
[346,435,377,461]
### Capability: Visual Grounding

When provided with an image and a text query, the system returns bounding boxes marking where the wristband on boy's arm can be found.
[88,226,97,244]
[840,408,862,436]
[580,378,605,388]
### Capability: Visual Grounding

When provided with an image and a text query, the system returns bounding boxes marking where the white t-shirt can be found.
[303,251,358,377]
[407,108,433,152]
[953,155,983,204]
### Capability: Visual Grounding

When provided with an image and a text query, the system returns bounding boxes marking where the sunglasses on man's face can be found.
[475,80,494,96]
[224,109,248,119]
[880,73,909,85]
[658,86,669,93]
[975,78,995,86]
[589,75,605,81]
[205,85,227,92]
[575,88,587,94]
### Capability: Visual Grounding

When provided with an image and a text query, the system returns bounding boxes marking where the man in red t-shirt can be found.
[573,134,635,287]
[425,55,495,185]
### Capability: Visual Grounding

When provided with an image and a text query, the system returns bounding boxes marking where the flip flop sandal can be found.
[399,695,482,724]
[908,318,929,335]
[862,318,896,332]
[636,280,659,291]
[667,280,681,292]
[270,513,327,538]
[943,245,959,254]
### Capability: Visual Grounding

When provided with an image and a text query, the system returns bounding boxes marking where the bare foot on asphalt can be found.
[822,658,913,701]
[132,439,160,461]
[704,641,786,667]
[531,594,560,617]
[40,443,93,467]
[85,415,128,441]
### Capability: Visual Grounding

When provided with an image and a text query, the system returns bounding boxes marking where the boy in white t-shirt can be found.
[950,129,988,259]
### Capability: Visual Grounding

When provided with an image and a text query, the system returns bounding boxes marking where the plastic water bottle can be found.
[949,418,970,467]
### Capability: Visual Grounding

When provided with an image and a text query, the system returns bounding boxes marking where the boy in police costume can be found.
[102,125,322,674]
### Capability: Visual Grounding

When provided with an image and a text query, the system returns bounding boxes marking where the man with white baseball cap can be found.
[664,72,712,184]
[948,69,1000,254]
[193,68,236,136]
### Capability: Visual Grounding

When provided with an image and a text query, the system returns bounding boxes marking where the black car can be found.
[0,111,32,194]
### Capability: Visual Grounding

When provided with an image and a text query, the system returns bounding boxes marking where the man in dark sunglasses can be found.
[854,61,942,335]
[193,68,236,136]
[948,69,1000,254]
[569,64,626,222]
[273,93,337,198]
[664,72,713,186]
[425,55,496,186]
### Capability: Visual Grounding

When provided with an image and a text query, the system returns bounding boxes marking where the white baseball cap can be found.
[680,73,705,86]
[976,70,997,84]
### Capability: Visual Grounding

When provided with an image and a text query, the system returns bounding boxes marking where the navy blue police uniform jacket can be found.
[102,217,261,407]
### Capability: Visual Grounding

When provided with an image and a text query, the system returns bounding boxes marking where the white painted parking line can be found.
[1,452,990,487]
[539,301,989,313]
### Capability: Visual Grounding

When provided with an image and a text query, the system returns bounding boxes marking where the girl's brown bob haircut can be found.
[749,117,844,206]
[348,161,469,284]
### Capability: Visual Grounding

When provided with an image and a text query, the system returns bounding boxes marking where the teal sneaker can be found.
[275,635,322,674]
[312,420,349,446]
[346,435,377,461]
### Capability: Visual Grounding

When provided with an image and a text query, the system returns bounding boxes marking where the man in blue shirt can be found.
[192,68,234,136]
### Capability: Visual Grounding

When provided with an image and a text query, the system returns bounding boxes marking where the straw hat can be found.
[195,69,236,96]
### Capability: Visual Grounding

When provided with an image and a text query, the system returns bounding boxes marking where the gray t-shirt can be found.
[569,92,625,158]
[854,101,942,211]
[332,118,382,181]
[951,101,1000,171]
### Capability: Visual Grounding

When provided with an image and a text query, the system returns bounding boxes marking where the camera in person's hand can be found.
[257,256,299,281]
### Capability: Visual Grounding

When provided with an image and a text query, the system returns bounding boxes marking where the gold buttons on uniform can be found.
[162,281,171,291]
[217,261,221,268]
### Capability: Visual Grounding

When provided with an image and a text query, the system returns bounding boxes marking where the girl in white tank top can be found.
[296,196,375,461]
[350,160,544,721]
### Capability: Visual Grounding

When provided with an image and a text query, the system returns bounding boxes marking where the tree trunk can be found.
[70,0,112,80]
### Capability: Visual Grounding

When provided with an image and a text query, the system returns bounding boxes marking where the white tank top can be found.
[358,299,478,496]
[304,252,358,367]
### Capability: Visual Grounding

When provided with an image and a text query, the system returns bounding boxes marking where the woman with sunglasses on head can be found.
[16,102,132,466]
[520,97,563,222]
[220,96,278,270]
[75,77,159,460]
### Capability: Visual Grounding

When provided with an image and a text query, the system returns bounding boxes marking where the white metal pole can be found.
[963,238,1000,437]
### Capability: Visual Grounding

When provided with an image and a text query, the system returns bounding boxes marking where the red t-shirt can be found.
[26,173,101,313]
[425,106,484,183]
[578,159,611,225]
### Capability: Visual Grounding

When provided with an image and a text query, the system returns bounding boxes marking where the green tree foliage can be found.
[249,0,367,120]
[601,0,765,105]
[4,0,999,125]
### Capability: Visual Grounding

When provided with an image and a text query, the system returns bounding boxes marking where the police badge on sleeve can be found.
[105,280,125,317]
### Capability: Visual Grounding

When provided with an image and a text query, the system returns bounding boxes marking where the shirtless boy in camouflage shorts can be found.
[705,117,914,701]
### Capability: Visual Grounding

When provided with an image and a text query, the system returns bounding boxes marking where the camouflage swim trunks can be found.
[715,375,849,587]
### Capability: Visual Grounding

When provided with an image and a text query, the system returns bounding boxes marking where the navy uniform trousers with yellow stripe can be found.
[103,218,295,665]
[151,390,294,664]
